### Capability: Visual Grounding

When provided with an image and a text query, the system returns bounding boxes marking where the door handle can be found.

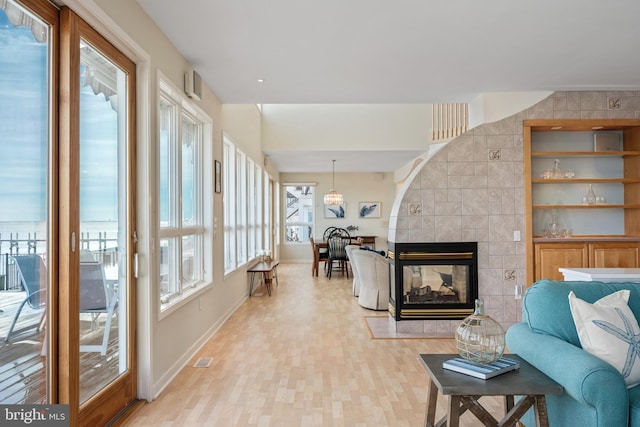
[133,253,139,279]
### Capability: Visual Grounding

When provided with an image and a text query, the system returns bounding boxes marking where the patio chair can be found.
[79,261,117,356]
[4,254,47,343]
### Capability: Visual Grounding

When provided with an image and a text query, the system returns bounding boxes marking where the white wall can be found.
[222,105,264,161]
[262,104,431,151]
[468,92,552,128]
[280,171,395,261]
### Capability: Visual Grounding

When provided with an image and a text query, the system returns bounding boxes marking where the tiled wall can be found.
[388,91,640,334]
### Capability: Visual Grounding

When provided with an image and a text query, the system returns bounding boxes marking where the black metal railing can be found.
[0,231,118,291]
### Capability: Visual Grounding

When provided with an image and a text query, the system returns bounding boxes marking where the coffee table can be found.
[419,354,563,427]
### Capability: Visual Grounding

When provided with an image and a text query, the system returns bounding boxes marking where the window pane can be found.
[285,185,314,244]
[78,39,129,403]
[255,164,263,251]
[236,151,246,265]
[223,140,236,272]
[286,225,311,243]
[159,102,173,228]
[264,173,271,251]
[182,118,196,227]
[181,234,194,283]
[159,237,177,300]
[247,160,256,258]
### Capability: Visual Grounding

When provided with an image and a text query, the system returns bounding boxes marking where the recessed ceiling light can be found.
[257,78,265,83]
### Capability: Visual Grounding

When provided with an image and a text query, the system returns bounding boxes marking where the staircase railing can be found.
[432,103,468,141]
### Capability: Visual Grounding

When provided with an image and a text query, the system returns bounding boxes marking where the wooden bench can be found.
[247,260,279,296]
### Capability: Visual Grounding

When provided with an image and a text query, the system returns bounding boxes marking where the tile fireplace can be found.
[387,241,478,320]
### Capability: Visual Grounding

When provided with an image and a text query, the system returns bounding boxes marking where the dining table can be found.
[312,236,376,277]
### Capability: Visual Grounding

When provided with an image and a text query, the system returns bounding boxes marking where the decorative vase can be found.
[585,184,596,205]
[455,299,505,364]
[551,158,563,178]
[546,214,560,238]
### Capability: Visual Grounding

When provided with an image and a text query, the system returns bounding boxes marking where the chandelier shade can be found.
[324,160,344,205]
[323,189,344,205]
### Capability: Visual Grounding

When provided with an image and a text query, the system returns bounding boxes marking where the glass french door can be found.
[59,7,137,425]
[0,0,55,406]
[0,1,136,424]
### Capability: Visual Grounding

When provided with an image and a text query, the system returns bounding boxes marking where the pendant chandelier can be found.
[323,160,344,205]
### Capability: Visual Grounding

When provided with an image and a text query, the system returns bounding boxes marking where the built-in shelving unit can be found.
[524,119,640,284]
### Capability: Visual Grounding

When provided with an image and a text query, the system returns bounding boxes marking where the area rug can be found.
[364,316,455,339]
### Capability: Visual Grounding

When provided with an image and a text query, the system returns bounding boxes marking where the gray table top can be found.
[419,354,563,396]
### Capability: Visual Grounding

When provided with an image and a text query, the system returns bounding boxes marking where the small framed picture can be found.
[359,202,381,218]
[214,160,222,193]
[324,203,346,219]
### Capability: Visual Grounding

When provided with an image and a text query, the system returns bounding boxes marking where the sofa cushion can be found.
[522,279,640,348]
[568,290,640,387]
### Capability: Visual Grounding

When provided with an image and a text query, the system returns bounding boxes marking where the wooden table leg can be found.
[263,272,272,296]
[312,248,319,277]
[424,379,438,427]
[533,395,550,427]
[273,265,279,286]
[249,272,256,296]
[504,395,514,414]
[447,395,461,427]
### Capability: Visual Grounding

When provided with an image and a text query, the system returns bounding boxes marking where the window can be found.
[264,172,272,252]
[247,158,256,259]
[223,137,274,273]
[236,149,247,266]
[285,185,314,244]
[223,138,236,272]
[255,162,263,252]
[274,183,281,247]
[158,78,210,310]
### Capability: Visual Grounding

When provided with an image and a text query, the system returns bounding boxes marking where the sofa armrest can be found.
[506,323,629,419]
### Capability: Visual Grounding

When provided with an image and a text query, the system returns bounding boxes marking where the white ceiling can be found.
[135,0,640,172]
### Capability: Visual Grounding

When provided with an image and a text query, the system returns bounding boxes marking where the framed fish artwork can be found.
[359,202,381,218]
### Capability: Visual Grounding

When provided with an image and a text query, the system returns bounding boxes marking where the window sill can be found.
[159,281,213,320]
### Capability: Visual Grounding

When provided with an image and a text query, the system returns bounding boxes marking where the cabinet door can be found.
[535,242,589,281]
[589,242,640,268]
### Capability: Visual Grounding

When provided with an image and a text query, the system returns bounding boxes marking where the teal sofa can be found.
[506,279,640,427]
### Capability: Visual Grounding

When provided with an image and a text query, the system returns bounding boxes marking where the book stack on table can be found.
[442,357,520,380]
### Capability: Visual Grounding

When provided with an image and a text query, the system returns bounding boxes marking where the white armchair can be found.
[349,249,390,310]
[345,245,361,296]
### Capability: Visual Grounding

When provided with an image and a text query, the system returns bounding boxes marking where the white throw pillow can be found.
[568,290,640,388]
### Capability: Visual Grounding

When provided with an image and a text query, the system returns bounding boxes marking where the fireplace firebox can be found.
[388,242,478,320]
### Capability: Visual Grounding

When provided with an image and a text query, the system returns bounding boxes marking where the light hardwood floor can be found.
[123,263,505,426]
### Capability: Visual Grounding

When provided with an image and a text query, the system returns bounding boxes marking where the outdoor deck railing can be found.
[0,232,118,291]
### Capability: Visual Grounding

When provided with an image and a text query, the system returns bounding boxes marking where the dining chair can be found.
[327,235,350,278]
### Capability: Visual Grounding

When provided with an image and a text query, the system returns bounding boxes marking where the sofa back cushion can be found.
[523,279,640,347]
